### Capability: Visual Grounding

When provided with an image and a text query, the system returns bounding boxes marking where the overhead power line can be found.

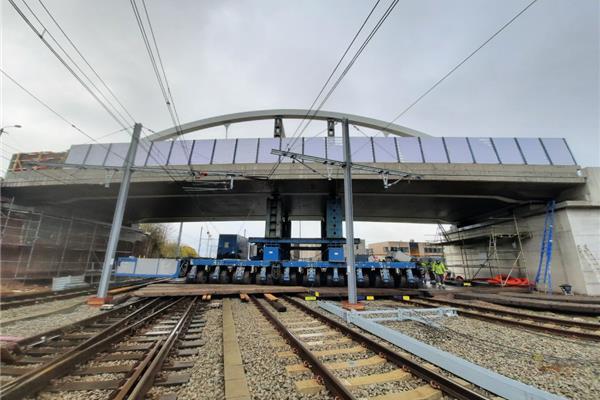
[266,0,399,180]
[384,0,539,128]
[9,0,133,130]
[0,68,129,155]
[36,0,136,123]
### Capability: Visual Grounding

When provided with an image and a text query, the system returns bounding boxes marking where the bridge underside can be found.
[3,163,584,226]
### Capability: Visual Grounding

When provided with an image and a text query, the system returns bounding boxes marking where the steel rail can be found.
[283,296,487,400]
[0,297,183,400]
[404,298,600,341]
[250,295,356,400]
[120,296,199,399]
[0,278,163,310]
[16,297,149,347]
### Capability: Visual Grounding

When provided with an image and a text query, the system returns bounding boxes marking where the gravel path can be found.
[305,299,600,400]
[0,295,88,322]
[1,301,101,338]
[170,301,224,400]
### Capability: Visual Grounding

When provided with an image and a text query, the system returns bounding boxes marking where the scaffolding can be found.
[0,198,148,282]
[436,215,531,282]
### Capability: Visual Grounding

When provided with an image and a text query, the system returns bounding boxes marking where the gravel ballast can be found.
[304,298,600,400]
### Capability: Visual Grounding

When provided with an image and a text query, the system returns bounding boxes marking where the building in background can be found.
[368,240,443,260]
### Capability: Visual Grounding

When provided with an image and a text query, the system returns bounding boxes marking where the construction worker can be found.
[432,259,447,288]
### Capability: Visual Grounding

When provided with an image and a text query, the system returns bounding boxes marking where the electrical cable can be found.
[36,0,137,124]
[267,0,399,179]
[383,0,539,129]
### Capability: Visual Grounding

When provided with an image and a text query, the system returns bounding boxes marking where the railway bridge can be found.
[2,110,599,295]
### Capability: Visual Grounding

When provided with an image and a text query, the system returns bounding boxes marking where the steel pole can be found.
[176,222,184,258]
[342,118,357,304]
[96,123,141,299]
[197,226,203,256]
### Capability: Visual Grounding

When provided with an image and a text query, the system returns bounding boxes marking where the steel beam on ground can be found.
[96,123,142,300]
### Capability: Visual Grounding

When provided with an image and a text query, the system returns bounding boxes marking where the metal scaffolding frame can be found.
[0,198,147,281]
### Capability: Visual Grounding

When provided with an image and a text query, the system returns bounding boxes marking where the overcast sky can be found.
[1,0,598,248]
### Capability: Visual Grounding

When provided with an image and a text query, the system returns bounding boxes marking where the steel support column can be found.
[342,118,357,304]
[96,123,141,300]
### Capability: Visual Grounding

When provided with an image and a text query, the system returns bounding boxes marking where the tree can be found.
[139,224,198,258]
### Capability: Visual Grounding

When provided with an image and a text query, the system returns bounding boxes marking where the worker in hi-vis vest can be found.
[432,259,447,288]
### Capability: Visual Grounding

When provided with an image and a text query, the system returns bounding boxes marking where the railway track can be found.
[401,297,600,341]
[0,296,207,400]
[250,294,489,400]
[0,279,160,310]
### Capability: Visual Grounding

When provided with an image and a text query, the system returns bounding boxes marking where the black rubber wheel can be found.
[209,271,220,284]
[326,274,333,287]
[289,272,297,286]
[219,270,230,284]
[243,271,251,284]
[196,270,207,284]
[374,274,383,288]
[266,274,274,285]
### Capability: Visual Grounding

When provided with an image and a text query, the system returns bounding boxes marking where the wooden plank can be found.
[74,364,133,375]
[369,385,443,400]
[114,343,152,352]
[0,366,34,376]
[239,293,250,302]
[48,379,122,391]
[164,361,195,370]
[178,340,204,348]
[312,345,366,357]
[297,331,338,339]
[99,352,144,361]
[286,355,385,374]
[342,369,410,387]
[177,348,199,356]
[304,337,352,347]
[223,298,251,400]
[155,373,190,386]
[290,325,327,332]
[133,284,308,297]
[295,369,410,394]
[264,293,278,301]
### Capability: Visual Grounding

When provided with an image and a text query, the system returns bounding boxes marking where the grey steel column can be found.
[197,226,203,256]
[176,222,184,257]
[96,123,141,299]
[342,118,357,304]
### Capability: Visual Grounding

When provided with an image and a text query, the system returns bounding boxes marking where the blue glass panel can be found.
[327,137,345,161]
[420,138,448,163]
[104,143,129,167]
[469,138,499,164]
[372,137,398,162]
[350,137,374,162]
[85,144,109,166]
[190,139,215,164]
[146,141,172,166]
[212,139,237,164]
[134,139,151,166]
[444,137,473,163]
[396,137,423,163]
[280,138,303,163]
[493,138,524,164]
[168,140,193,165]
[257,138,280,163]
[234,138,259,164]
[65,144,90,164]
[303,138,326,159]
[541,138,576,165]
[517,138,550,165]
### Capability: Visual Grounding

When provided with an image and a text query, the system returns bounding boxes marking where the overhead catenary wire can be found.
[36,0,137,124]
[383,0,539,129]
[267,0,399,180]
[9,0,133,130]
